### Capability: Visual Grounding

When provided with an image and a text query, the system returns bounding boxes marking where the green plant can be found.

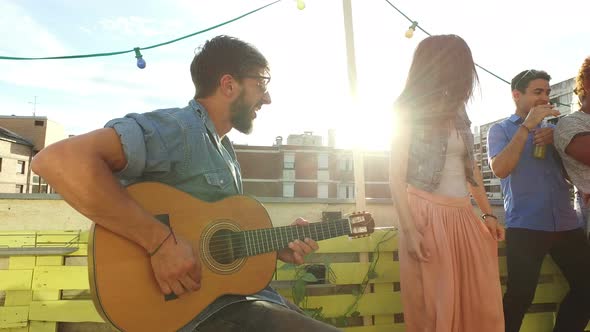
[280,229,397,327]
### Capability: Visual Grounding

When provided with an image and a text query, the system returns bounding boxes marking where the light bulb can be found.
[133,47,146,69]
[136,57,146,69]
[405,21,418,39]
[296,0,305,10]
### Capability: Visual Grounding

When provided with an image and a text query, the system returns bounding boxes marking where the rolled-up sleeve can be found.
[105,117,147,179]
[487,123,508,162]
[105,110,176,181]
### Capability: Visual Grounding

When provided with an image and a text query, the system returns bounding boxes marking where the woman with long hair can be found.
[389,34,504,331]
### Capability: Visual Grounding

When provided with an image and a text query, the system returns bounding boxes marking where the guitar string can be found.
[201,220,351,242]
[204,222,354,257]
[206,229,350,253]
[205,229,350,254]
[204,221,350,247]
[206,223,350,253]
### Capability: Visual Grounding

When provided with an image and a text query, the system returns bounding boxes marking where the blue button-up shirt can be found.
[105,100,288,331]
[487,114,581,231]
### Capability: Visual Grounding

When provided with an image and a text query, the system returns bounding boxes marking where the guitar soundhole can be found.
[209,229,236,264]
[201,220,245,274]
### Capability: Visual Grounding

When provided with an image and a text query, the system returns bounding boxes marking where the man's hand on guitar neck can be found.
[150,232,202,296]
[278,218,320,265]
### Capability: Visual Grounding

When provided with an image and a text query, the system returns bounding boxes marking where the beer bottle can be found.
[533,119,548,159]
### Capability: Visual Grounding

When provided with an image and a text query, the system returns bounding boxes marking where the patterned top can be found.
[554,111,590,192]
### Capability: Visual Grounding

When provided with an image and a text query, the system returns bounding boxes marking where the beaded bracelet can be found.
[149,228,178,257]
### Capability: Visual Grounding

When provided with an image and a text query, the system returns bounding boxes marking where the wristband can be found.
[149,228,178,257]
[481,213,498,221]
[520,124,532,133]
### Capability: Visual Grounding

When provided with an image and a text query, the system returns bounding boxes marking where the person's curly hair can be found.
[574,56,590,105]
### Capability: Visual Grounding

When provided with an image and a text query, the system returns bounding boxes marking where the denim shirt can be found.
[105,99,288,331]
[405,107,477,192]
[487,114,581,231]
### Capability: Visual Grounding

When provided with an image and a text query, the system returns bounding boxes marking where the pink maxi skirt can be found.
[399,186,504,332]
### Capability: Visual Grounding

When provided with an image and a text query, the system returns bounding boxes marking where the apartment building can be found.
[0,127,34,193]
[235,132,390,200]
[0,116,68,193]
[550,78,576,116]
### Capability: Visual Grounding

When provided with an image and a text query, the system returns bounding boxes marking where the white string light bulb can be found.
[296,0,305,10]
[405,21,418,39]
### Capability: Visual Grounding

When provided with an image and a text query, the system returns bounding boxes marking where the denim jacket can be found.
[105,100,288,331]
[406,107,477,192]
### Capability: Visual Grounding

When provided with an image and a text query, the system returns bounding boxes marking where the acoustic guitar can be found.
[88,181,375,332]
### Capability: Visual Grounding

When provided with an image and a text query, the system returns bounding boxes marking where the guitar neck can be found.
[236,219,351,257]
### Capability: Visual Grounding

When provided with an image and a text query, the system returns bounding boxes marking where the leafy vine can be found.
[279,229,397,327]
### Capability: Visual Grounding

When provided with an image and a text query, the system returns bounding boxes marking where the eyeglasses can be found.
[513,69,533,91]
[241,75,271,94]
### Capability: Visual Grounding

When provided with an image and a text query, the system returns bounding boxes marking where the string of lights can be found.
[382,0,572,108]
[0,0,284,69]
[382,0,511,85]
[0,0,573,108]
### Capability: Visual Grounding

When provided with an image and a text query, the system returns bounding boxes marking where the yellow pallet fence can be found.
[0,230,583,332]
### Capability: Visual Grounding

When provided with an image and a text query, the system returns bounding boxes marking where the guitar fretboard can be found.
[233,219,351,258]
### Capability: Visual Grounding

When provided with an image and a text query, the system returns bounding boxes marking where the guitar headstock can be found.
[346,211,375,238]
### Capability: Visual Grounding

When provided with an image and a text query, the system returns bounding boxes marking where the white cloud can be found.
[0,2,68,56]
[96,16,185,38]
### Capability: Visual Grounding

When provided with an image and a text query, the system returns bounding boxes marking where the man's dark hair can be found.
[511,69,551,93]
[190,35,268,98]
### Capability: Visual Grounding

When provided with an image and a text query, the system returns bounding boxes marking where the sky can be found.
[1,0,589,151]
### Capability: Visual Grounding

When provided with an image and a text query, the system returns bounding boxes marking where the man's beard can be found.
[230,92,256,134]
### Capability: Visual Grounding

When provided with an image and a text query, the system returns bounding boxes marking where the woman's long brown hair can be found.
[395,34,478,124]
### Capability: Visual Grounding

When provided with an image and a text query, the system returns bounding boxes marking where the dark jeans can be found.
[195,300,342,332]
[503,227,590,332]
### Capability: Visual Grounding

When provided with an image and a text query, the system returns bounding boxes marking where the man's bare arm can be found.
[32,128,201,295]
[32,128,169,250]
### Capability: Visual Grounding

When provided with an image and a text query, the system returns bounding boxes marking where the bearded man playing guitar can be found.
[32,35,342,332]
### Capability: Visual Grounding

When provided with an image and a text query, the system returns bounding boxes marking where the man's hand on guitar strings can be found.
[278,218,320,265]
[150,234,202,296]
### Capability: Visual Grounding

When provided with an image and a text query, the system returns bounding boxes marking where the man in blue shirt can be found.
[32,36,340,332]
[488,69,590,332]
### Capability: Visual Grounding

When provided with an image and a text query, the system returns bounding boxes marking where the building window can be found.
[284,153,295,169]
[32,184,48,193]
[283,169,295,181]
[338,184,354,199]
[317,170,329,181]
[35,120,44,126]
[283,182,294,198]
[485,185,501,193]
[17,160,26,174]
[339,156,353,171]
[15,185,24,193]
[318,153,329,170]
[318,183,329,198]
